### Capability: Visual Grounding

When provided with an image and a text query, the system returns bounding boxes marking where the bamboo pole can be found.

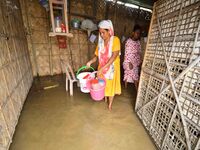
[63,0,69,33]
[194,138,200,150]
[46,11,53,76]
[135,4,156,111]
[68,39,74,71]
[77,30,82,68]
[49,0,55,34]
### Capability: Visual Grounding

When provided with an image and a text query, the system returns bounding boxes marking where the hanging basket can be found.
[57,36,67,48]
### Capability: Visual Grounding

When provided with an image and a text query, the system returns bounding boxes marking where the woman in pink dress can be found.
[123,25,141,89]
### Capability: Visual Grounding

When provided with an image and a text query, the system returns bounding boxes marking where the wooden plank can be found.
[49,32,73,37]
[53,6,63,10]
[52,0,64,5]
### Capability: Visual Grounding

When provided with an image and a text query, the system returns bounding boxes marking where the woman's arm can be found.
[98,51,119,76]
[86,56,97,67]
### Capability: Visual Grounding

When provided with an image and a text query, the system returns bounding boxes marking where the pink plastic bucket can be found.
[90,78,106,101]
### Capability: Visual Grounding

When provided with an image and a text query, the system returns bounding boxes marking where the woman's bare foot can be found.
[105,96,108,103]
[108,96,114,111]
[108,104,112,111]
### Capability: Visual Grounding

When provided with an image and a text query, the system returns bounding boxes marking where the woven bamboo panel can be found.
[32,30,48,44]
[0,70,7,108]
[0,0,33,149]
[3,64,17,95]
[135,0,200,149]
[35,44,49,56]
[0,39,10,67]
[79,32,88,44]
[30,17,48,31]
[0,112,10,150]
[28,0,46,18]
[51,44,61,55]
[52,56,62,74]
[1,99,16,137]
[37,56,50,76]
[96,0,106,20]
[59,48,70,55]
[71,0,86,15]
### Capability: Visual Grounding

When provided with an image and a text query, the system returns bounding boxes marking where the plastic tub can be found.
[76,66,95,93]
[90,78,106,101]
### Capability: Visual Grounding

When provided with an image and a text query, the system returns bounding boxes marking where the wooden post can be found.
[63,0,69,33]
[49,0,55,34]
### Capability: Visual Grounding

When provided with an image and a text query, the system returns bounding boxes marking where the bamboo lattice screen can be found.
[135,0,200,149]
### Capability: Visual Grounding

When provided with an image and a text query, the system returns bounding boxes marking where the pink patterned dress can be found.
[123,38,141,83]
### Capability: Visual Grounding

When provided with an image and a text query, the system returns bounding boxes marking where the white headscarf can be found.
[97,20,114,80]
[98,20,114,36]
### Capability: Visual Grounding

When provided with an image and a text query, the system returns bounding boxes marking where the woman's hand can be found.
[129,62,133,70]
[86,61,92,68]
[97,68,103,77]
[86,56,97,68]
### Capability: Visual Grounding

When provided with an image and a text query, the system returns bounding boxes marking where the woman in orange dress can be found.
[86,20,121,110]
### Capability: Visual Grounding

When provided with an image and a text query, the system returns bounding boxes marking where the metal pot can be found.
[71,21,80,29]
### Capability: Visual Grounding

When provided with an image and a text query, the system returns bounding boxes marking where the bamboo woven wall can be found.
[20,0,150,76]
[135,0,200,149]
[19,0,97,76]
[0,0,33,149]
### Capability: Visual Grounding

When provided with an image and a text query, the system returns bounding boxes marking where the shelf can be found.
[49,32,73,37]
[52,0,64,5]
[49,0,71,37]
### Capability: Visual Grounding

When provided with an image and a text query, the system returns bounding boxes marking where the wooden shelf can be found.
[49,0,72,37]
[52,0,64,5]
[49,32,73,37]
